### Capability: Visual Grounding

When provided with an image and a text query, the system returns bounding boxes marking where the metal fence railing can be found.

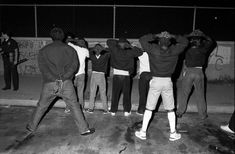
[0,4,234,40]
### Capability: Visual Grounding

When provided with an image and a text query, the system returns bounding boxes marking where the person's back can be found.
[19,27,94,142]
[106,38,142,116]
[185,34,213,68]
[176,29,214,120]
[39,41,78,82]
[107,38,142,73]
[139,33,188,77]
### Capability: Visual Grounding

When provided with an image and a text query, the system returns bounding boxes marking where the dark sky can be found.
[0,0,235,7]
[0,0,234,40]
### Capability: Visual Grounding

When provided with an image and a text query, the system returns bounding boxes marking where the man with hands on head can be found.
[135,31,188,141]
[176,29,214,120]
[106,37,143,117]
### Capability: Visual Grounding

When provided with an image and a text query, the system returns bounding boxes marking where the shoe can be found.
[135,129,147,140]
[64,108,71,114]
[136,111,144,116]
[124,112,131,117]
[176,113,183,118]
[81,128,95,136]
[2,87,10,90]
[86,108,94,113]
[103,110,109,114]
[110,112,116,116]
[220,125,235,134]
[169,131,181,141]
[13,88,19,91]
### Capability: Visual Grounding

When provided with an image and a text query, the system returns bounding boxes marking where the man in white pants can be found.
[135,31,188,141]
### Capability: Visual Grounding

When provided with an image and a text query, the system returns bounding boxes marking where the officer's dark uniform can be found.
[0,38,19,90]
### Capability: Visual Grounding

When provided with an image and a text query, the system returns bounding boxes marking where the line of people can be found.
[18,27,216,142]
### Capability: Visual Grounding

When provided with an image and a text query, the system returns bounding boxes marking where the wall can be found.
[0,38,234,81]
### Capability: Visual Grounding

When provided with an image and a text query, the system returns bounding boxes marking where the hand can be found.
[14,61,17,65]
[124,43,132,48]
[170,34,176,38]
[155,33,161,38]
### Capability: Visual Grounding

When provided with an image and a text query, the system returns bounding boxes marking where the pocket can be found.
[149,78,154,86]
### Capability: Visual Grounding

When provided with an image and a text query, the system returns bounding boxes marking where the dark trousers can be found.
[3,60,19,89]
[177,67,207,118]
[110,75,131,112]
[229,110,235,132]
[138,72,152,114]
[27,80,89,133]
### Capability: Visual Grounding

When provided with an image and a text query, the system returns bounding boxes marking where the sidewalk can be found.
[0,75,234,113]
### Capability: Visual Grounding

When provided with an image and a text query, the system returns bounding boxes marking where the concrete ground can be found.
[0,75,234,153]
[0,106,234,154]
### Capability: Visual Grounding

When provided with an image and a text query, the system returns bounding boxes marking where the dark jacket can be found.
[38,40,79,83]
[139,34,188,77]
[185,38,213,68]
[89,50,110,74]
[0,38,19,62]
[106,39,143,75]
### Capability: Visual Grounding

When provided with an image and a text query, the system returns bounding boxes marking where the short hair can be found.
[49,27,64,41]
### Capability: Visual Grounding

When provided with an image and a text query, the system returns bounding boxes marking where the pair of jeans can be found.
[88,72,108,111]
[3,60,19,89]
[177,67,207,118]
[74,74,85,109]
[110,75,131,113]
[138,72,152,114]
[27,80,89,133]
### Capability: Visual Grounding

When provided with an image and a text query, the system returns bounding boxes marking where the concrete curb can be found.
[0,99,234,113]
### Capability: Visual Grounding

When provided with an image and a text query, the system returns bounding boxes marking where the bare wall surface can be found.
[0,38,234,81]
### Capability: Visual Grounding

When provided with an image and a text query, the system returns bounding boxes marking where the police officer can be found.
[0,30,19,91]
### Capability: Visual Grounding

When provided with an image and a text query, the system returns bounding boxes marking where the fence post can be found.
[34,4,38,37]
[193,6,197,31]
[113,5,116,39]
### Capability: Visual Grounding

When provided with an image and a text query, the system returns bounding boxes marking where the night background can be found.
[0,0,234,40]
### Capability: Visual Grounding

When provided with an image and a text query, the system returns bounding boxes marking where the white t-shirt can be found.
[68,42,89,76]
[113,68,129,76]
[138,52,150,75]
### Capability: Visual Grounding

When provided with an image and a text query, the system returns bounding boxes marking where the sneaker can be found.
[64,108,71,114]
[81,128,95,136]
[103,110,109,114]
[110,112,116,116]
[135,129,147,140]
[220,125,235,134]
[86,108,94,114]
[169,131,181,141]
[124,112,131,117]
[136,111,144,116]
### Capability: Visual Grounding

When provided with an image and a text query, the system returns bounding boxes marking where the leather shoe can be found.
[2,87,10,90]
